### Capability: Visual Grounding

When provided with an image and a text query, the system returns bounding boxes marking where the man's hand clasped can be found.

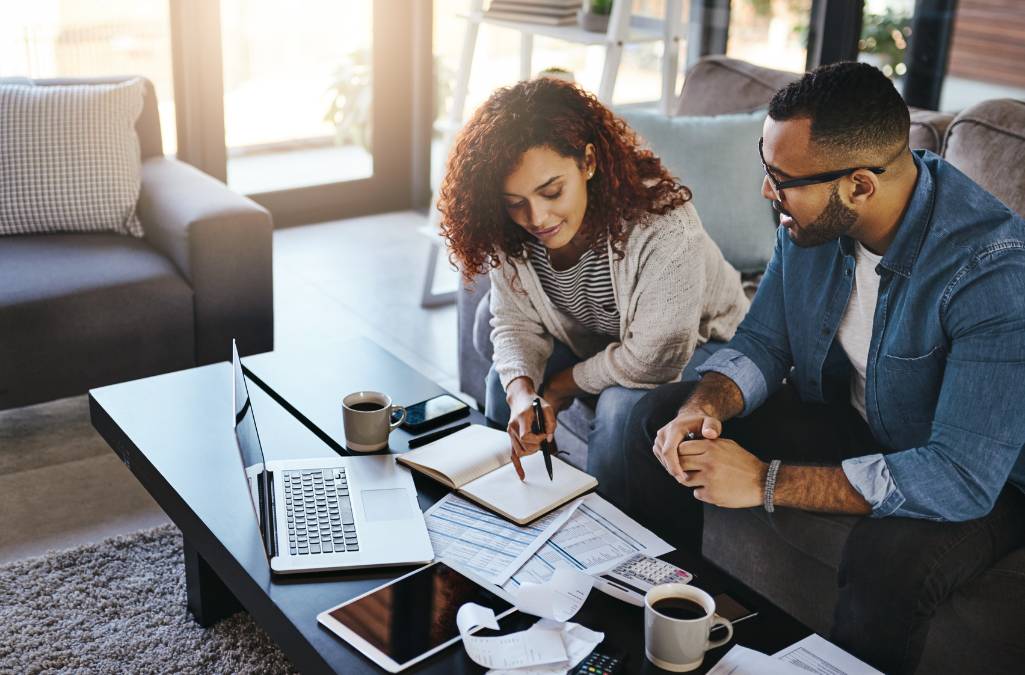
[653,410,768,508]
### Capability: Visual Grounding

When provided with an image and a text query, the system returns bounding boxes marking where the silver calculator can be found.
[592,553,694,607]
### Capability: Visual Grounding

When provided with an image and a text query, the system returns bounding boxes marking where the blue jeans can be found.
[484,340,727,507]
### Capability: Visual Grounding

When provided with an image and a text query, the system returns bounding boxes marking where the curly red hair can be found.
[438,78,691,281]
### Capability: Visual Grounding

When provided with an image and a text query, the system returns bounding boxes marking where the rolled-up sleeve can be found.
[695,348,768,417]
[842,454,905,517]
[695,226,793,416]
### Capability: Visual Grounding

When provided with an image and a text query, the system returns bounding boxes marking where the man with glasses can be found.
[623,61,1025,674]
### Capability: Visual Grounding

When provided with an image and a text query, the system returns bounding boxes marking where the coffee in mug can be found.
[644,583,733,672]
[342,391,406,452]
[651,597,708,621]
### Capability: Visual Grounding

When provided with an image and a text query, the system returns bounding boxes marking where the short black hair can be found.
[768,61,909,157]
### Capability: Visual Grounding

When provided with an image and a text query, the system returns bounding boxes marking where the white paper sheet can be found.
[510,568,594,622]
[425,493,580,584]
[486,619,605,675]
[773,634,884,675]
[503,493,673,589]
[457,603,568,670]
[707,645,809,675]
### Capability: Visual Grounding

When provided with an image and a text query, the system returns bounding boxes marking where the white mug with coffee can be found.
[342,391,406,452]
[644,583,734,672]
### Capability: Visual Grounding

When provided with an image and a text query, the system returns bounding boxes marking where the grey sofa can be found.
[0,77,273,411]
[457,57,1025,672]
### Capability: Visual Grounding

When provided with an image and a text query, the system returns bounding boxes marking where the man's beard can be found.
[778,184,858,248]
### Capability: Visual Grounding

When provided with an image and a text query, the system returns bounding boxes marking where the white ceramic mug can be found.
[644,583,734,672]
[341,391,406,452]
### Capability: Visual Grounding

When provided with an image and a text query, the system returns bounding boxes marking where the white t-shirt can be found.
[837,241,883,421]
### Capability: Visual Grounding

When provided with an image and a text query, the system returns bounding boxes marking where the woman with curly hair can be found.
[438,77,749,502]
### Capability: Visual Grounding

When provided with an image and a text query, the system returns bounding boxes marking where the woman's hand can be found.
[505,377,557,480]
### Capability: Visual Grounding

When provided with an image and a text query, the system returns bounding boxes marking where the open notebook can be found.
[396,424,597,524]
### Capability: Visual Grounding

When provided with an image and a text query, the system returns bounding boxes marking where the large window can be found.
[726,0,813,73]
[859,0,1025,112]
[220,0,374,195]
[2,1,416,227]
[0,1,177,152]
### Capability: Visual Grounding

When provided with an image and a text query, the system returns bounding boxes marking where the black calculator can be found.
[571,648,626,674]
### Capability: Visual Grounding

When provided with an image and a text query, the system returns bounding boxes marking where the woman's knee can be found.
[624,381,698,444]
[484,365,510,426]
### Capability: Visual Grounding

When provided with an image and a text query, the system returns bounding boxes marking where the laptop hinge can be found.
[259,470,278,558]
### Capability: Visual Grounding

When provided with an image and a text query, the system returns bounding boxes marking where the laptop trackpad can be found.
[361,488,414,522]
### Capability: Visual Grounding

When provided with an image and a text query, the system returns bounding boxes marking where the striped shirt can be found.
[526,238,620,336]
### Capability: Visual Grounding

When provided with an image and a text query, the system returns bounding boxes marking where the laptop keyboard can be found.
[284,468,359,556]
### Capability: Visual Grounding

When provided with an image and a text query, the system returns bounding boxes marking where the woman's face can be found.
[501,144,596,250]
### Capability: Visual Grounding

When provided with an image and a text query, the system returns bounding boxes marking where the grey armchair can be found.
[0,77,273,410]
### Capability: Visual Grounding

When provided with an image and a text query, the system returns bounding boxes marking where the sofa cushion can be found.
[0,234,194,408]
[703,504,1025,670]
[909,108,955,153]
[0,79,145,238]
[619,108,776,273]
[675,56,800,117]
[942,99,1025,218]
[918,547,1025,674]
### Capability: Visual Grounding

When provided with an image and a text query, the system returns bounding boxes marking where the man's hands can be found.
[653,410,723,479]
[653,409,766,509]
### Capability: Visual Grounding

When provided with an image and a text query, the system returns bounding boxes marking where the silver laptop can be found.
[231,340,434,574]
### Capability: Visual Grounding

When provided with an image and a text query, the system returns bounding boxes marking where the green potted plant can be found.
[859,8,912,79]
[323,48,372,152]
[578,0,613,33]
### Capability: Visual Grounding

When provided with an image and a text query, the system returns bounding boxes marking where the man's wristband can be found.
[764,459,782,513]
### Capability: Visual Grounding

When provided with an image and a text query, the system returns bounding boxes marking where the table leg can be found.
[183,539,241,627]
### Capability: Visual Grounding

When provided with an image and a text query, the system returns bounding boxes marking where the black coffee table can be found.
[90,337,810,673]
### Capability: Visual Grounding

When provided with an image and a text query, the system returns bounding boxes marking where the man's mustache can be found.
[771,199,792,219]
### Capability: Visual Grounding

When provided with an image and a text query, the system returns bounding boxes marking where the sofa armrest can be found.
[138,156,274,364]
[458,273,493,406]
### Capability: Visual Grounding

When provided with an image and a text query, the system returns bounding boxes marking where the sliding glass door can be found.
[173,0,419,226]
[2,0,422,227]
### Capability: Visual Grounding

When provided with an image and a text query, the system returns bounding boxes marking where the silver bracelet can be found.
[764,459,782,513]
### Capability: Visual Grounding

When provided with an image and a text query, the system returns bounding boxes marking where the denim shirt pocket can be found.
[879,345,947,427]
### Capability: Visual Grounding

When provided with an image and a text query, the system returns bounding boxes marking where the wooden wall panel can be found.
[948,0,1025,88]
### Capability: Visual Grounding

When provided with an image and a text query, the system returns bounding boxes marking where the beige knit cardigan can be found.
[489,201,750,395]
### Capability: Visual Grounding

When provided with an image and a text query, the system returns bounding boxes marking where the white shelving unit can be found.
[420,0,685,308]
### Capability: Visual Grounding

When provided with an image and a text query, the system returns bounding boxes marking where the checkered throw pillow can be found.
[0,78,145,237]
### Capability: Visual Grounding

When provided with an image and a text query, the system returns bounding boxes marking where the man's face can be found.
[760,117,859,248]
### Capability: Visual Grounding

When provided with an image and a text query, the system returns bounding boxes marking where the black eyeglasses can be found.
[758,137,886,200]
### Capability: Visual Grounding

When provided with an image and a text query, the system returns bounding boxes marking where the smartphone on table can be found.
[400,394,470,434]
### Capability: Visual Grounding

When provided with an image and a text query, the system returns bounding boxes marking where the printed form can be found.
[424,493,580,584]
[503,493,673,589]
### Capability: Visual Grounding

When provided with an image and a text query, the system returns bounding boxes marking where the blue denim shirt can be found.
[698,151,1025,521]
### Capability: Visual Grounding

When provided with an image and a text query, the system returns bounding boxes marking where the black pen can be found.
[407,421,471,449]
[532,398,554,481]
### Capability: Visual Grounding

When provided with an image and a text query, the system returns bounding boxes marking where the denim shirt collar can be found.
[840,150,936,279]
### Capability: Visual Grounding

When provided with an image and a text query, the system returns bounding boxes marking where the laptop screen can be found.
[232,341,266,474]
[232,341,274,555]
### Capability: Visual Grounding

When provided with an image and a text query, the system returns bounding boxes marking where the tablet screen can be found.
[327,562,513,666]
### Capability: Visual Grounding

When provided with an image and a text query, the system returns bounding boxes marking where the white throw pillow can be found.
[618,107,775,274]
[0,78,145,237]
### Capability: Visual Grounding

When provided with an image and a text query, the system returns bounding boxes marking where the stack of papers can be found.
[503,492,673,589]
[708,635,883,675]
[426,491,672,588]
[424,493,579,584]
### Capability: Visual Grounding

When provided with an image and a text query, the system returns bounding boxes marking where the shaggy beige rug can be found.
[0,525,296,674]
